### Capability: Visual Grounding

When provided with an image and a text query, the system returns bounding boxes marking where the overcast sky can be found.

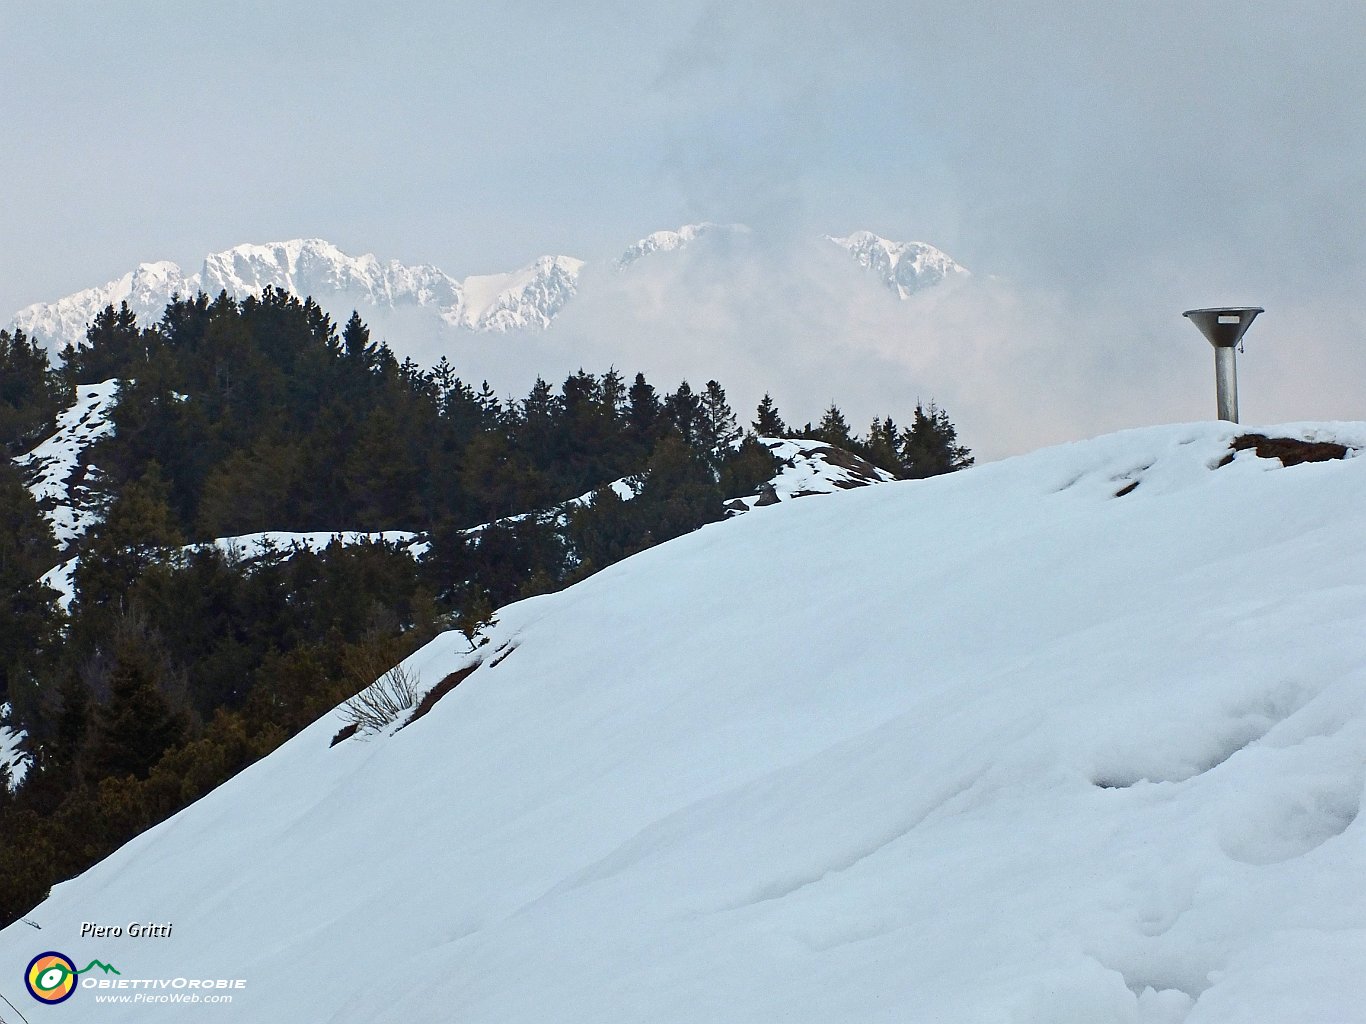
[4,1,1365,458]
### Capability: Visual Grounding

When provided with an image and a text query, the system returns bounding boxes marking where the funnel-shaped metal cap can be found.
[1183,307,1263,349]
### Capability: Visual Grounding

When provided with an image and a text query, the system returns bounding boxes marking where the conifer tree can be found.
[0,328,69,453]
[814,403,853,448]
[627,373,663,442]
[87,628,189,781]
[864,416,902,475]
[74,462,185,608]
[664,381,702,446]
[67,302,143,383]
[899,401,973,478]
[341,311,378,368]
[752,393,787,438]
[0,461,60,716]
[698,380,741,465]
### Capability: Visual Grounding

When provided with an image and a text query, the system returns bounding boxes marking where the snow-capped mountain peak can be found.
[459,254,585,331]
[616,222,750,269]
[826,230,968,299]
[10,226,967,352]
[10,240,585,348]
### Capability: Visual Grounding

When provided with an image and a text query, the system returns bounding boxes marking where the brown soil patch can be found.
[329,722,360,747]
[1217,434,1350,468]
[400,663,480,730]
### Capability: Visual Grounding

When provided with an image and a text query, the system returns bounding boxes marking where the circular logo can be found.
[25,951,78,1004]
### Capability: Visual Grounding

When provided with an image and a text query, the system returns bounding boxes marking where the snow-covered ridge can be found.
[725,437,898,513]
[615,222,749,269]
[11,240,587,348]
[10,421,1366,1020]
[11,227,965,351]
[825,229,968,298]
[15,378,119,549]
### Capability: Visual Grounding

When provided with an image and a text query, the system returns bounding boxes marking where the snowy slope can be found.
[15,379,119,549]
[9,423,1366,1022]
[725,436,899,513]
[0,704,26,792]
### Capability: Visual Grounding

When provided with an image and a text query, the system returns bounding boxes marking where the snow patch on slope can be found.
[0,704,27,792]
[11,422,1366,1020]
[15,379,119,549]
[726,437,898,513]
[40,530,431,614]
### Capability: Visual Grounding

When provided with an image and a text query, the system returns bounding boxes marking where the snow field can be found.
[4,421,1366,1022]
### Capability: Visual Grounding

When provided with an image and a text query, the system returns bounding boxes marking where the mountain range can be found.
[9,227,967,353]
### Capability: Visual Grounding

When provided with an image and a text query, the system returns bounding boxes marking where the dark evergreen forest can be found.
[0,288,971,924]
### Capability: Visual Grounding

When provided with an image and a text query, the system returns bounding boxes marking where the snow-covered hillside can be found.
[0,704,26,792]
[10,228,961,353]
[5,422,1366,1021]
[15,379,119,549]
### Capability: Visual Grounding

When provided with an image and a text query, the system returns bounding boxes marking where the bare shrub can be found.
[341,663,418,734]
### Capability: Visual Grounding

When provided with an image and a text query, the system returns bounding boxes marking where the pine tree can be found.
[899,401,974,478]
[627,373,663,443]
[698,380,741,466]
[66,302,143,383]
[813,403,853,448]
[0,328,69,453]
[73,462,186,609]
[752,393,787,438]
[0,461,61,717]
[664,381,702,446]
[87,625,190,781]
[341,311,378,368]
[864,416,902,475]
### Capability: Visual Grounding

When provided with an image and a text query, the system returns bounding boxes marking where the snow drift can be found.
[4,422,1366,1022]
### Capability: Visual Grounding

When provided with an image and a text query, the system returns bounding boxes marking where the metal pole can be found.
[1214,345,1238,422]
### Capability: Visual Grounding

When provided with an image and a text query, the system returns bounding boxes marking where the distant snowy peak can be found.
[199,239,463,313]
[616,223,749,269]
[826,230,968,299]
[458,254,585,331]
[13,262,189,347]
[11,241,585,348]
[12,227,966,350]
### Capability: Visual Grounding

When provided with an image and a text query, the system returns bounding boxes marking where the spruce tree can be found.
[87,633,189,782]
[752,393,787,438]
[0,461,60,717]
[627,373,663,443]
[814,403,853,448]
[664,381,702,446]
[698,380,741,465]
[899,402,973,478]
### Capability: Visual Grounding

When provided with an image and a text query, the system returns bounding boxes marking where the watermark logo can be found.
[23,952,119,1005]
[25,952,77,1004]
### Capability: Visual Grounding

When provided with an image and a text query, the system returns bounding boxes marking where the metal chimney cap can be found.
[1183,306,1264,349]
